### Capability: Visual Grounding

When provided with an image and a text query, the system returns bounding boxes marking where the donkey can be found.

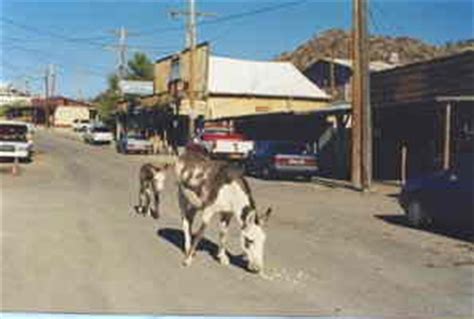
[155,151,272,273]
[134,163,169,219]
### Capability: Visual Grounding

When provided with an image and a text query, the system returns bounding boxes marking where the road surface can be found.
[1,129,473,316]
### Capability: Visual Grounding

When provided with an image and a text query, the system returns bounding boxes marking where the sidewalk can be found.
[312,176,401,196]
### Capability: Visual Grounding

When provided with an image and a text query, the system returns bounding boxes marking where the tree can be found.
[107,73,120,93]
[127,52,154,81]
[94,74,120,121]
[93,52,154,121]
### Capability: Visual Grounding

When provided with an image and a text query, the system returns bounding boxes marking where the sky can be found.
[1,0,473,99]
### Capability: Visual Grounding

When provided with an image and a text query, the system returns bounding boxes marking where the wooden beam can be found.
[401,142,407,185]
[352,0,371,190]
[351,0,361,189]
[436,96,474,102]
[443,102,452,170]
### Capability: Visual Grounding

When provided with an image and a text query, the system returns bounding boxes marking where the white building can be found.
[0,84,32,107]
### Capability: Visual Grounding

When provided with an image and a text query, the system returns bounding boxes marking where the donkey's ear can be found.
[258,207,272,226]
[245,210,258,226]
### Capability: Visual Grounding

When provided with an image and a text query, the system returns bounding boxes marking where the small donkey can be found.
[155,151,272,273]
[134,163,169,219]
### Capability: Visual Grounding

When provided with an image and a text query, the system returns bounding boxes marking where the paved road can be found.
[1,129,473,316]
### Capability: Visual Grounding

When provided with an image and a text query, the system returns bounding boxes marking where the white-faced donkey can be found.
[139,151,272,274]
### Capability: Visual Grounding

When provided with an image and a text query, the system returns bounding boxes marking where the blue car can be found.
[245,140,318,181]
[399,152,473,230]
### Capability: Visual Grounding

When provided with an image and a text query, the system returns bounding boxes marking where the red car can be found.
[187,127,254,161]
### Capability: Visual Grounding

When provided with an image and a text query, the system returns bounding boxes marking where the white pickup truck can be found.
[188,127,254,161]
[0,121,34,162]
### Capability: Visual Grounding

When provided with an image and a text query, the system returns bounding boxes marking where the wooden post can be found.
[351,0,371,191]
[443,102,452,170]
[330,45,336,100]
[401,142,407,185]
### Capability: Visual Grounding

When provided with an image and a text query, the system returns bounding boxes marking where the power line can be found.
[0,17,111,48]
[370,1,407,36]
[136,0,308,37]
[200,0,308,27]
[3,43,112,74]
[1,17,177,54]
[1,17,111,49]
[367,6,383,35]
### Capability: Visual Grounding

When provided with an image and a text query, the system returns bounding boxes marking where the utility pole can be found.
[44,66,50,128]
[50,64,56,97]
[170,0,214,139]
[189,0,197,138]
[330,43,336,100]
[108,26,131,139]
[352,0,372,191]
[49,64,56,127]
[23,77,30,95]
[109,26,129,81]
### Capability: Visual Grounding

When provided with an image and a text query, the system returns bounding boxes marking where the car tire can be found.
[407,200,427,228]
[243,163,252,176]
[261,166,273,180]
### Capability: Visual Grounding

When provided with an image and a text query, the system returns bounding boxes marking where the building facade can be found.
[371,50,474,180]
[145,43,330,142]
[303,58,395,101]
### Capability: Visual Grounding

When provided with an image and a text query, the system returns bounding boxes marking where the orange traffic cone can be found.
[12,157,20,176]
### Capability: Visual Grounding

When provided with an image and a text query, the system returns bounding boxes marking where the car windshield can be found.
[92,127,110,133]
[271,142,309,154]
[203,129,229,135]
[0,124,27,142]
[127,133,146,140]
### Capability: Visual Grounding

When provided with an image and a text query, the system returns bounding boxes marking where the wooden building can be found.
[6,96,94,127]
[303,58,394,101]
[371,50,474,180]
[148,42,330,143]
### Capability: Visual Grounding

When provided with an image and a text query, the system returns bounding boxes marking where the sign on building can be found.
[119,80,154,96]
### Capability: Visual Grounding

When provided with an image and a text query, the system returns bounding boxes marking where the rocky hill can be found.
[276,29,474,70]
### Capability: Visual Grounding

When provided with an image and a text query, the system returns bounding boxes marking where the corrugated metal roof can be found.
[208,56,330,100]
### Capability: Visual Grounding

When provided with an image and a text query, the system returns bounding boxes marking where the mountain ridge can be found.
[276,29,474,70]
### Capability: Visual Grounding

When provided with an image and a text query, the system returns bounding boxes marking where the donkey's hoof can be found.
[182,257,193,267]
[218,253,230,266]
[150,209,160,220]
[133,206,143,215]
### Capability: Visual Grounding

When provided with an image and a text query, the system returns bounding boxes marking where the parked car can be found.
[187,127,254,162]
[245,140,318,180]
[72,119,91,132]
[0,121,33,162]
[399,152,474,230]
[83,126,114,144]
[116,132,153,154]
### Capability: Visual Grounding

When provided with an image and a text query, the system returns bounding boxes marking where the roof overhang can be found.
[208,92,330,101]
[209,103,351,121]
[435,96,474,102]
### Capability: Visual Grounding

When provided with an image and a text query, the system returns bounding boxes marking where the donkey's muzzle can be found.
[247,262,263,274]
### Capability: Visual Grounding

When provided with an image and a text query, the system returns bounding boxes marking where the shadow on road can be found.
[375,214,474,243]
[157,227,248,271]
[311,177,361,191]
